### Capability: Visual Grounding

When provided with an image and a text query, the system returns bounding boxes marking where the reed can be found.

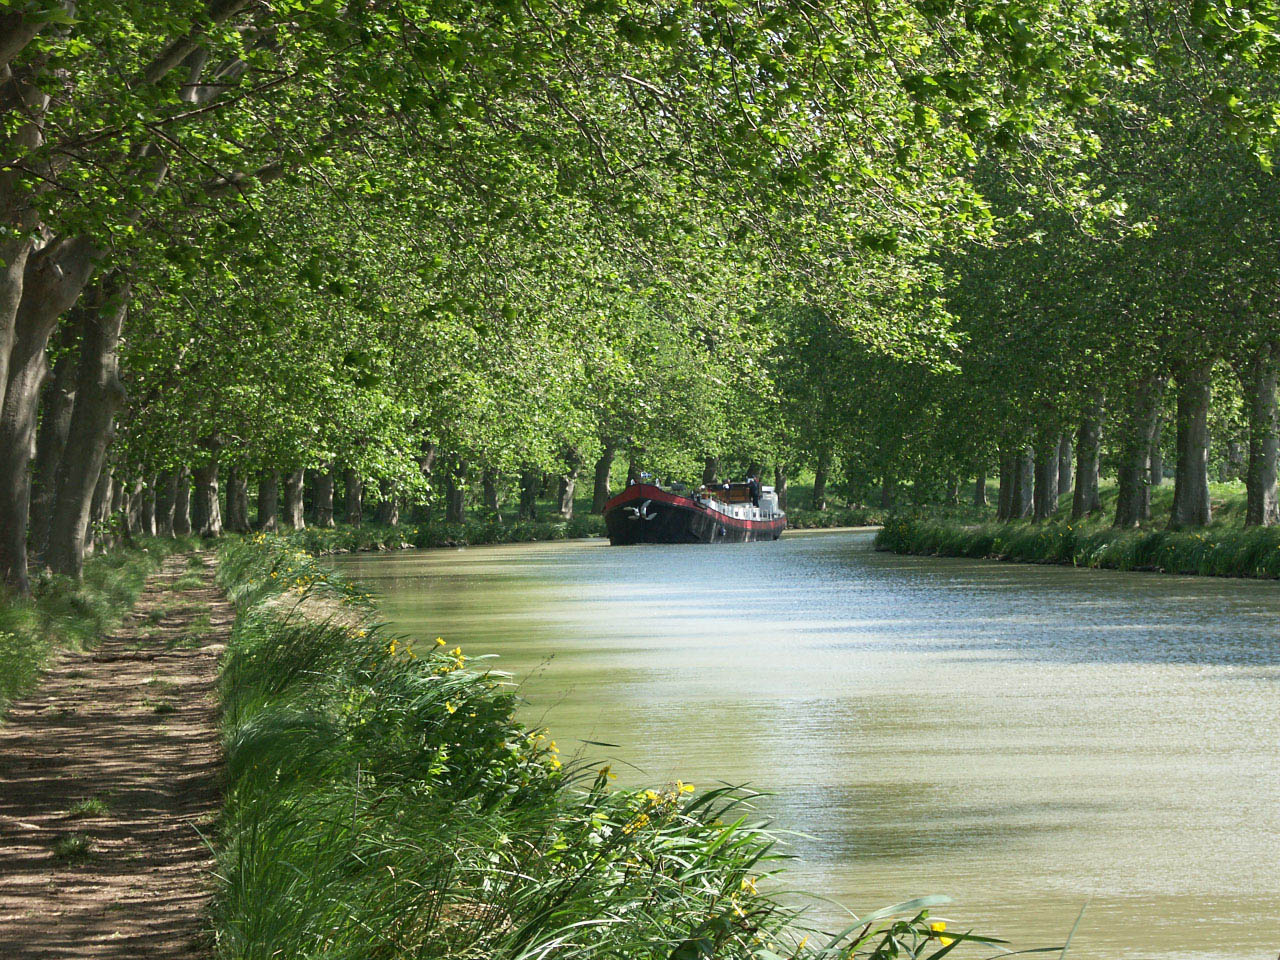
[213,534,986,959]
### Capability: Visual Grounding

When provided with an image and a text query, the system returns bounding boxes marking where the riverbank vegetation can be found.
[876,482,1280,578]
[214,535,970,958]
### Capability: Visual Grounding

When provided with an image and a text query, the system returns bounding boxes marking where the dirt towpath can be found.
[0,553,229,958]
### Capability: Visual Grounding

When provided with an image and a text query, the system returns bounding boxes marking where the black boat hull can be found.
[603,484,785,545]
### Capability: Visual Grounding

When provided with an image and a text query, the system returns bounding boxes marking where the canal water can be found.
[333,529,1280,959]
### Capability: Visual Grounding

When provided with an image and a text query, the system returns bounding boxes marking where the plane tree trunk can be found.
[1072,405,1103,520]
[173,466,192,535]
[1169,361,1214,529]
[1114,377,1164,528]
[192,461,222,538]
[154,471,177,537]
[257,470,279,530]
[43,282,128,577]
[0,237,99,592]
[591,443,616,513]
[343,468,362,526]
[225,465,250,533]
[1243,342,1280,527]
[1033,438,1059,521]
[812,445,830,510]
[314,466,335,528]
[283,468,305,530]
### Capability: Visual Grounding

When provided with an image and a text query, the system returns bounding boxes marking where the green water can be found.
[333,529,1280,959]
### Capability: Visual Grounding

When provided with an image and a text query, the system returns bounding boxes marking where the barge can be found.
[603,481,786,545]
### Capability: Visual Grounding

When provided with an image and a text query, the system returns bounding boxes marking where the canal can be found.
[333,529,1280,959]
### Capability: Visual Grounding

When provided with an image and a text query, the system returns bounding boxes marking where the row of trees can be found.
[3,2,1279,592]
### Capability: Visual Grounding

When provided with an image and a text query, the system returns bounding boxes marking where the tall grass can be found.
[875,516,1280,578]
[213,535,985,959]
[0,538,189,719]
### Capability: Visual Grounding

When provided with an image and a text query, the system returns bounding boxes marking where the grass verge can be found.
[875,515,1280,578]
[212,534,981,959]
[0,538,190,720]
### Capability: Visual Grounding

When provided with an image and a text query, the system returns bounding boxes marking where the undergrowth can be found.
[0,538,190,719]
[212,534,987,959]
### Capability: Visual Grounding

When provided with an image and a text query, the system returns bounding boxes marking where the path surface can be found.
[0,554,229,958]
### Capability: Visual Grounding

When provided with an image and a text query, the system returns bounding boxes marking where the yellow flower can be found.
[930,921,954,947]
[435,637,445,646]
[598,765,617,780]
[445,701,457,714]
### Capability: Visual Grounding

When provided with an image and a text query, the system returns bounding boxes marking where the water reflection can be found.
[334,530,1280,959]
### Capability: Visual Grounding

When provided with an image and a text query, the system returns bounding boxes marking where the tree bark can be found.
[481,467,501,514]
[996,449,1015,521]
[126,479,146,537]
[43,284,128,576]
[140,478,157,536]
[1033,439,1059,521]
[1057,434,1073,497]
[173,466,192,536]
[1168,361,1213,529]
[283,468,305,530]
[154,471,177,538]
[1243,342,1280,527]
[519,467,540,520]
[29,334,79,561]
[343,468,363,526]
[946,474,960,506]
[774,463,789,513]
[314,466,335,528]
[0,67,48,419]
[1148,413,1165,487]
[812,445,830,510]
[0,237,99,592]
[192,461,222,538]
[445,460,468,524]
[375,480,398,526]
[973,468,987,508]
[225,465,250,532]
[702,456,719,486]
[879,470,896,511]
[591,443,616,513]
[1072,406,1103,520]
[256,469,279,530]
[1113,377,1164,527]
[88,467,113,554]
[1009,446,1033,519]
[557,450,580,520]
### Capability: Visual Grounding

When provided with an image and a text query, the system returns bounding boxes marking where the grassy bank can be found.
[212,534,976,959]
[876,513,1280,578]
[0,539,186,719]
